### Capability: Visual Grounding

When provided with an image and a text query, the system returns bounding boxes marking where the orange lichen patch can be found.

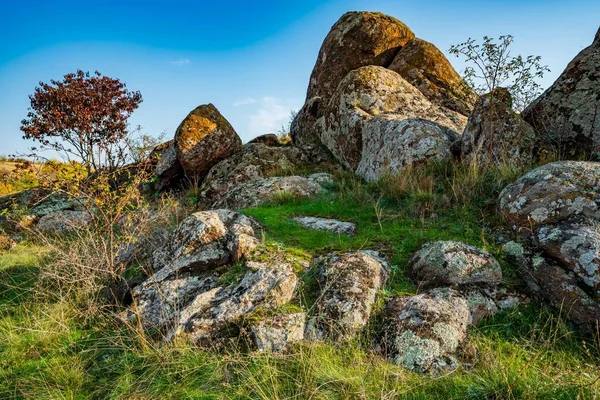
[174,103,242,177]
[179,115,218,143]
[392,38,463,86]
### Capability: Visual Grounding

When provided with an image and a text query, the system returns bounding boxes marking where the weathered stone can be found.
[461,89,537,166]
[29,193,87,218]
[147,209,261,281]
[536,222,600,294]
[250,312,306,352]
[36,210,92,235]
[149,140,184,191]
[290,97,326,151]
[320,66,465,181]
[247,133,281,147]
[513,250,600,328]
[180,261,298,345]
[388,37,477,117]
[463,289,500,325]
[128,211,301,346]
[499,161,600,233]
[306,251,388,341]
[200,142,308,205]
[212,173,333,210]
[381,288,470,373]
[409,241,502,289]
[293,216,355,236]
[523,28,600,160]
[306,11,414,102]
[174,104,242,178]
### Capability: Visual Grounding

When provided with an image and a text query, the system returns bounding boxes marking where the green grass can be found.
[243,169,517,295]
[1,243,600,398]
[1,161,600,398]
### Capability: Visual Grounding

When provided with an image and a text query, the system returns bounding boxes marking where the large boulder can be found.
[381,288,470,373]
[461,89,537,166]
[500,161,600,329]
[388,38,477,117]
[319,66,464,181]
[522,28,600,160]
[292,11,484,179]
[306,11,414,102]
[409,241,502,289]
[380,241,522,373]
[499,161,600,233]
[200,142,308,205]
[174,104,242,178]
[305,251,388,341]
[211,173,333,210]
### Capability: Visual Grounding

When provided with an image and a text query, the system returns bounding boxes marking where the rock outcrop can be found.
[127,210,302,347]
[388,37,477,117]
[250,312,306,352]
[320,66,464,181]
[291,11,474,181]
[461,89,537,166]
[200,142,308,205]
[536,223,600,294]
[504,241,600,328]
[523,28,600,160]
[382,241,520,373]
[306,251,388,340]
[500,161,600,329]
[247,133,281,147]
[174,104,242,178]
[211,173,333,210]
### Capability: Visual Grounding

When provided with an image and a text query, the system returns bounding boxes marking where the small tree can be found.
[21,70,143,174]
[449,35,550,112]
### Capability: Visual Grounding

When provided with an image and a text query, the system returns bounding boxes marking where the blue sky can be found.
[1,0,599,157]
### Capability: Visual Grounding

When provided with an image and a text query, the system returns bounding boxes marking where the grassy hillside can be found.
[0,159,86,196]
[1,162,599,399]
[0,161,20,174]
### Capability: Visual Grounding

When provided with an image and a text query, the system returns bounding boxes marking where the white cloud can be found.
[248,97,297,135]
[233,97,258,106]
[169,59,190,66]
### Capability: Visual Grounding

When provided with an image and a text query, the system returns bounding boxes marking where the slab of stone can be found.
[293,216,356,236]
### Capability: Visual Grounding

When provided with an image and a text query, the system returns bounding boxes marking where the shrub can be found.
[21,70,142,174]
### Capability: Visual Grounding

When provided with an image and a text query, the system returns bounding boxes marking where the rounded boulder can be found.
[174,103,242,178]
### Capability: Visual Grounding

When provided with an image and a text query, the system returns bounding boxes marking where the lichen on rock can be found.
[174,103,242,178]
